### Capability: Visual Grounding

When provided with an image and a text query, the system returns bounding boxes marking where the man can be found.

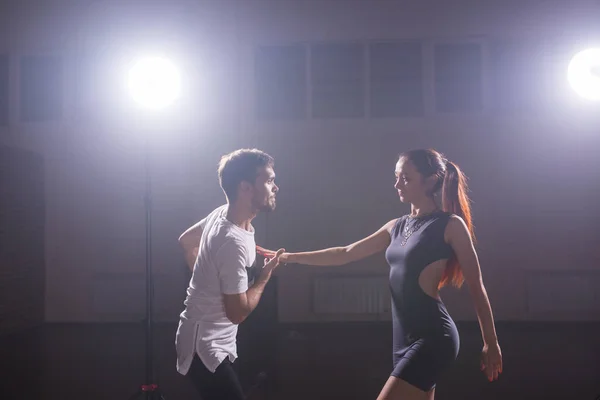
[175,148,284,400]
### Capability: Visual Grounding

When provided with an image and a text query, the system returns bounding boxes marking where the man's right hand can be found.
[260,248,285,277]
[257,246,292,263]
[223,248,285,325]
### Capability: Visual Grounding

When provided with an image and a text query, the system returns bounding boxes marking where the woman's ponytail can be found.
[439,160,474,288]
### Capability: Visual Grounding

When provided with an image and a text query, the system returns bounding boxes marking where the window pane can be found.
[20,55,63,122]
[370,42,423,117]
[311,43,364,118]
[434,43,482,112]
[490,40,559,112]
[255,45,306,120]
[0,55,8,126]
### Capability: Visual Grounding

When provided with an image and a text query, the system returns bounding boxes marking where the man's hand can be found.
[260,248,285,277]
[184,247,199,272]
[179,221,204,271]
[257,246,290,264]
[223,248,285,325]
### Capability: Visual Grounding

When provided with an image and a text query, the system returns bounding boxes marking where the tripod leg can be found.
[128,384,165,400]
[148,386,166,400]
[128,388,144,400]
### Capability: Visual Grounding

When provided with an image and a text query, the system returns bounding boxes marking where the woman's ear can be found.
[425,175,439,194]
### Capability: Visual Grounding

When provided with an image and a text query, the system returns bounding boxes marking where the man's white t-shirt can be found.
[175,204,256,375]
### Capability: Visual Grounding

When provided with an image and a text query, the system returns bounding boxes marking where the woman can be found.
[261,149,502,400]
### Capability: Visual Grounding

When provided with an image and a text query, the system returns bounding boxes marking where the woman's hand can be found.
[257,246,291,263]
[481,341,503,381]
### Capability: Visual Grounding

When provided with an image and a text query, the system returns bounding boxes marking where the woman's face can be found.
[394,158,429,204]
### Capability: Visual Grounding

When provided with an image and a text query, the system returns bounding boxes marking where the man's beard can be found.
[254,196,276,212]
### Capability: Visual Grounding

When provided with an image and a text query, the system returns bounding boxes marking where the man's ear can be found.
[239,180,253,195]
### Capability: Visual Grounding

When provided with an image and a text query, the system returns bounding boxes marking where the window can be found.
[490,40,556,112]
[434,43,483,112]
[311,43,364,118]
[72,53,94,120]
[0,55,8,126]
[20,55,63,122]
[255,45,306,120]
[370,42,423,117]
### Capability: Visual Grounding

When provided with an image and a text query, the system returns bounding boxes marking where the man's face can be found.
[251,166,278,212]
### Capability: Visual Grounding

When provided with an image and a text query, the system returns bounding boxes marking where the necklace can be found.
[400,214,436,246]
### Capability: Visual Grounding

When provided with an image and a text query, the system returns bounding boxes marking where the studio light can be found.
[567,48,600,101]
[128,56,181,110]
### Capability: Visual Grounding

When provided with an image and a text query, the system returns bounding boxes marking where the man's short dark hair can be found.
[217,148,274,202]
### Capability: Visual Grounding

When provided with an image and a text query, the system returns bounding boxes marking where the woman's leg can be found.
[376,376,435,400]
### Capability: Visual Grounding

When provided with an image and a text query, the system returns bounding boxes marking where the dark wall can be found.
[0,146,45,334]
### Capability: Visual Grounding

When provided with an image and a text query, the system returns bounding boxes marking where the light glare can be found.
[128,56,181,109]
[567,48,600,101]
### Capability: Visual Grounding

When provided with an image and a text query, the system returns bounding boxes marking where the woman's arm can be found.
[278,218,398,266]
[445,215,503,381]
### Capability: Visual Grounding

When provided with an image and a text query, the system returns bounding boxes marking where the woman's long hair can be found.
[399,149,474,288]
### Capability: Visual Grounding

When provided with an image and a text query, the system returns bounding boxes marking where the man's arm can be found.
[222,249,284,325]
[178,220,204,271]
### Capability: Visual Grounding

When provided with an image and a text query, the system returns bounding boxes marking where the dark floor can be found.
[1,321,600,400]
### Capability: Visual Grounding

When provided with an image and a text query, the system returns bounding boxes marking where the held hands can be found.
[260,248,285,277]
[256,245,291,264]
[481,341,503,382]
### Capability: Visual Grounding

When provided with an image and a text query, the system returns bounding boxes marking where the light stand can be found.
[126,55,181,400]
[128,136,163,400]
